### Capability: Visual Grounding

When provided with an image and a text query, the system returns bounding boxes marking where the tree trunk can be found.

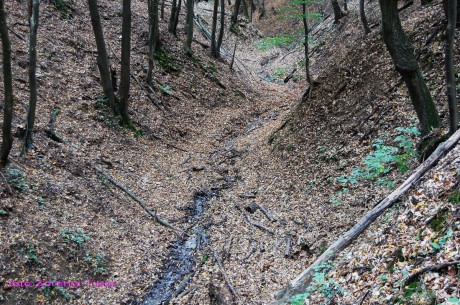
[24,0,39,152]
[343,0,348,11]
[211,0,219,57]
[147,0,160,86]
[241,0,249,18]
[161,0,165,19]
[331,0,344,23]
[231,0,241,26]
[184,0,194,56]
[302,2,311,86]
[87,0,117,114]
[173,0,181,34]
[0,0,14,165]
[360,0,371,34]
[443,0,460,28]
[446,0,458,135]
[259,0,265,19]
[118,0,131,125]
[168,0,177,33]
[379,0,440,135]
[217,0,225,51]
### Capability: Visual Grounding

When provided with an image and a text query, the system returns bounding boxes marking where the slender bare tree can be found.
[0,0,14,165]
[118,0,131,124]
[87,0,117,114]
[24,0,40,152]
[147,0,161,85]
[445,0,458,134]
[360,0,371,34]
[184,0,194,56]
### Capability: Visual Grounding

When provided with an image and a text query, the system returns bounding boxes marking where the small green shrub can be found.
[61,229,90,245]
[83,253,107,275]
[257,35,296,51]
[5,168,28,191]
[20,243,42,266]
[154,49,182,72]
[290,262,343,304]
[271,67,289,81]
[430,228,453,252]
[337,127,420,186]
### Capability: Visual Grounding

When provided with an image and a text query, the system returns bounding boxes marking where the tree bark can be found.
[379,0,440,135]
[231,0,241,26]
[0,0,14,165]
[87,0,117,114]
[173,0,181,34]
[360,0,371,34]
[273,128,460,303]
[259,0,265,19]
[147,0,160,86]
[211,0,219,57]
[446,0,458,135]
[118,0,131,125]
[184,0,194,56]
[241,0,249,18]
[24,0,39,152]
[217,0,225,52]
[331,0,344,23]
[168,0,177,34]
[302,2,311,86]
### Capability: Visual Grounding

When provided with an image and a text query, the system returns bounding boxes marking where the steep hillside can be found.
[0,0,459,304]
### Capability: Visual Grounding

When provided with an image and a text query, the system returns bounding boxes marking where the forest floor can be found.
[0,0,459,304]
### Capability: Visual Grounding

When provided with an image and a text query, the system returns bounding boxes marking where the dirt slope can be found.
[0,0,459,304]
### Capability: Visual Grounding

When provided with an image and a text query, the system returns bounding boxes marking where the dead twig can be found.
[260,204,276,222]
[236,204,274,234]
[213,249,239,300]
[358,289,371,305]
[47,107,65,143]
[8,26,25,41]
[92,165,188,236]
[402,261,460,288]
[285,236,292,258]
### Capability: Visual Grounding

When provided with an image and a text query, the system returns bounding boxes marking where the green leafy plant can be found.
[270,67,289,82]
[159,84,172,94]
[448,192,460,204]
[337,127,420,186]
[61,229,90,245]
[430,228,453,252]
[154,49,182,73]
[290,262,343,304]
[83,253,107,275]
[257,35,296,51]
[5,167,28,191]
[289,292,310,305]
[20,243,42,265]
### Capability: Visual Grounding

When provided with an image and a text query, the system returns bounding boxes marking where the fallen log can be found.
[273,128,460,303]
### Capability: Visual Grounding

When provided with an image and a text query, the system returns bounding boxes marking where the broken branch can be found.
[92,165,187,236]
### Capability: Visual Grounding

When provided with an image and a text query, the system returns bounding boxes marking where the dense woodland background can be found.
[0,0,459,304]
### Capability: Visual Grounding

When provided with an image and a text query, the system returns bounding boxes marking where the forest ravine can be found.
[1,0,459,304]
